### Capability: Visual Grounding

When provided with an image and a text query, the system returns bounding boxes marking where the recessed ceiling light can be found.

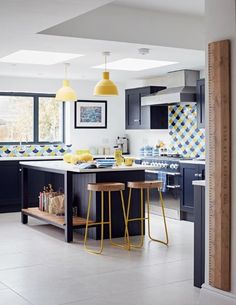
[0,50,84,65]
[93,58,178,71]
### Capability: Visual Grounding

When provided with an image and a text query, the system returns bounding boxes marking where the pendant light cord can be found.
[65,63,69,79]
[104,54,107,72]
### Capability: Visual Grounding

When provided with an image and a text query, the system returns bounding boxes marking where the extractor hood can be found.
[141,70,200,106]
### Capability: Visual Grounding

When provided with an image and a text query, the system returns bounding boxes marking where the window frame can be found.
[0,92,65,145]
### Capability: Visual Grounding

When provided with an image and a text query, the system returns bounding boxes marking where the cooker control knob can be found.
[170,164,174,169]
[157,163,162,169]
[151,162,155,166]
[173,163,179,170]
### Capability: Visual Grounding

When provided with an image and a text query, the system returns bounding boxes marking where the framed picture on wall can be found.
[74,100,107,128]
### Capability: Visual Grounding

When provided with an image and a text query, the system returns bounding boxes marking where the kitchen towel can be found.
[157,172,167,193]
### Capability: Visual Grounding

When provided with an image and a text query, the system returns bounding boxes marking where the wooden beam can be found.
[208,39,231,291]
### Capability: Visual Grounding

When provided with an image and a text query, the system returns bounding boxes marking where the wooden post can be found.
[208,39,231,291]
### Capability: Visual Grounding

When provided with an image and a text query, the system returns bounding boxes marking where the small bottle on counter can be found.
[114,146,124,166]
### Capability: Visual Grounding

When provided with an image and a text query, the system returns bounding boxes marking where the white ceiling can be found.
[0,0,205,83]
[115,0,205,16]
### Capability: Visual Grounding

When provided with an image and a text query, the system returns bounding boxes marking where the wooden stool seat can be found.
[127,180,162,189]
[87,182,125,192]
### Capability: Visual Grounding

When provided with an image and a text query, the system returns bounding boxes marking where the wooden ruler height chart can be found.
[208,39,231,292]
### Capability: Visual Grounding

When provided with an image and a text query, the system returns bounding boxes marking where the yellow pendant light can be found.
[94,51,118,96]
[55,63,77,102]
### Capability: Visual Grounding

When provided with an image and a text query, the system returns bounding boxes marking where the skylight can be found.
[93,58,178,71]
[0,50,84,65]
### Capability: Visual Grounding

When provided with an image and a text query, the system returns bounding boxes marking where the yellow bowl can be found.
[124,158,134,166]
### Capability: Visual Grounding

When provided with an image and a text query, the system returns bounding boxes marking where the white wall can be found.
[69,80,125,152]
[200,0,236,304]
[0,76,125,153]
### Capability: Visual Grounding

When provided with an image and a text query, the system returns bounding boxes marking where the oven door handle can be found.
[145,170,180,176]
[166,185,181,189]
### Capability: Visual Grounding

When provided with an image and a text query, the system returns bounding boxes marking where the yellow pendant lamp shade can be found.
[94,71,118,96]
[94,52,119,96]
[55,63,77,102]
[55,80,77,102]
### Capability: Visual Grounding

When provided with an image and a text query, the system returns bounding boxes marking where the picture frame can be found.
[74,100,107,129]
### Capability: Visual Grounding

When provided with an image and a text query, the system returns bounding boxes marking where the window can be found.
[0,93,64,144]
[39,96,64,142]
[0,96,34,142]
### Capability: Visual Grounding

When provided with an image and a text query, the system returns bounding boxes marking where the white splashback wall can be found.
[126,129,170,155]
[0,76,125,152]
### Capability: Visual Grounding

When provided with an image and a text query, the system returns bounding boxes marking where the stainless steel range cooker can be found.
[136,156,182,220]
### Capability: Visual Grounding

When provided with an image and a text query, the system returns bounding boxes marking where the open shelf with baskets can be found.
[22,207,94,229]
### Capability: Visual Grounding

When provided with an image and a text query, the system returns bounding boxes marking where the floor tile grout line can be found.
[0,263,44,273]
[57,258,194,282]
[0,279,9,291]
[0,282,34,305]
[58,278,196,305]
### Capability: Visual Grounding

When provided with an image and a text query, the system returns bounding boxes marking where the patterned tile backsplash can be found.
[0,144,72,157]
[169,105,205,158]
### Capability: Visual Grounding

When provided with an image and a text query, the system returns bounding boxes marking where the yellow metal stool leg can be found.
[127,188,145,249]
[147,188,169,245]
[84,191,93,252]
[120,190,130,250]
[125,188,132,246]
[159,189,169,245]
[100,191,104,253]
[84,191,105,254]
[108,190,130,250]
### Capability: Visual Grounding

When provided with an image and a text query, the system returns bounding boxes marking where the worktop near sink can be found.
[0,154,139,162]
[0,156,63,161]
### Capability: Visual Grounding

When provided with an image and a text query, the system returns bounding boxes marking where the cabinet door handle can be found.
[19,168,22,172]
[194,173,199,177]
[198,173,202,178]
[134,119,140,122]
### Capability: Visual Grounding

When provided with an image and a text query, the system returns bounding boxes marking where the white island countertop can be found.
[20,160,154,173]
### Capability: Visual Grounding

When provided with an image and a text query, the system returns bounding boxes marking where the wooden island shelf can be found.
[22,207,94,229]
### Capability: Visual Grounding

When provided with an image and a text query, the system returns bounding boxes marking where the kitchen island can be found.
[20,161,149,242]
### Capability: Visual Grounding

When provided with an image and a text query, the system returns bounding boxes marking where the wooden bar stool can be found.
[84,182,129,254]
[126,180,169,249]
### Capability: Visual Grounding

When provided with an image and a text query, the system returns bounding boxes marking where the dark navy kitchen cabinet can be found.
[125,86,168,129]
[0,161,21,212]
[180,163,205,221]
[0,159,63,213]
[197,79,205,129]
[194,184,205,288]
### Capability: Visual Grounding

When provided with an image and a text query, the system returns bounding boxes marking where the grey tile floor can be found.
[0,213,200,305]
